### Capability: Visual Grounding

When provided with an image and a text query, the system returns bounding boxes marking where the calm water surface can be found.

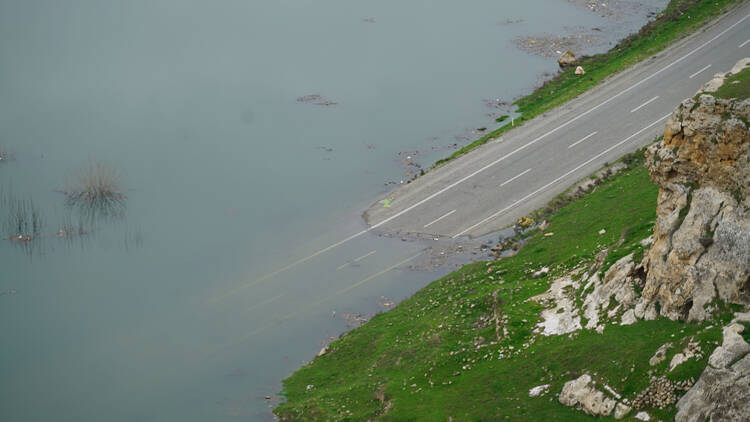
[0,1,664,420]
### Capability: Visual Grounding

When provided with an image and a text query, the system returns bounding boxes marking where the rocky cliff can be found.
[637,59,750,322]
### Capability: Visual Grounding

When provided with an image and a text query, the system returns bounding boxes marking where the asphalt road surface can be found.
[246,3,750,286]
[365,2,750,239]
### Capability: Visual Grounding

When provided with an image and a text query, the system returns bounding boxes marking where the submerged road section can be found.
[365,3,750,239]
[222,4,750,294]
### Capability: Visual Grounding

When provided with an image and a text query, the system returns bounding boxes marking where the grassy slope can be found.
[275,152,731,421]
[715,66,750,99]
[434,0,740,167]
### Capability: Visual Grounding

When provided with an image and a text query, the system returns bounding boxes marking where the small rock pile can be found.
[632,376,694,409]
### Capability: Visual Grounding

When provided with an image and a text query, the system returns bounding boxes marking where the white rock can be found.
[603,384,621,400]
[599,229,606,235]
[676,321,750,421]
[669,353,688,371]
[583,254,638,329]
[620,309,637,325]
[532,266,550,278]
[649,342,673,366]
[528,384,550,397]
[559,374,616,416]
[669,339,701,371]
[708,323,750,369]
[531,276,582,336]
[733,312,750,324]
[575,66,586,75]
[635,411,650,421]
[614,402,632,419]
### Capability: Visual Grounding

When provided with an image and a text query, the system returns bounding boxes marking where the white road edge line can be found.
[423,209,457,228]
[335,262,349,271]
[740,39,750,48]
[337,252,423,296]
[208,252,422,354]
[336,250,377,270]
[689,64,712,78]
[500,168,532,187]
[218,12,750,294]
[630,96,659,113]
[452,113,671,238]
[568,131,598,149]
[367,12,748,232]
[353,250,377,262]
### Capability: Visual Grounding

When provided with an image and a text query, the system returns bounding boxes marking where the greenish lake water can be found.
[0,1,664,420]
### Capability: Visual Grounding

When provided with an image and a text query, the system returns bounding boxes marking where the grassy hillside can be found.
[434,0,742,167]
[715,66,750,100]
[275,151,732,421]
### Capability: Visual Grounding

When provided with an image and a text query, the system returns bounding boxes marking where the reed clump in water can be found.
[1,191,43,242]
[62,160,126,220]
[64,160,125,205]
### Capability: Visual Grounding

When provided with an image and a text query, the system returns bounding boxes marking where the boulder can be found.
[649,342,673,366]
[675,320,750,421]
[528,384,550,397]
[614,402,631,419]
[707,323,750,369]
[558,374,616,416]
[557,50,577,68]
[575,66,586,75]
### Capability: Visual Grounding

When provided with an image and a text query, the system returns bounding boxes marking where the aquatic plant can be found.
[65,160,123,205]
[62,160,127,221]
[1,191,43,241]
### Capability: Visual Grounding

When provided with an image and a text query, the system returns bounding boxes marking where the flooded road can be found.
[0,0,665,420]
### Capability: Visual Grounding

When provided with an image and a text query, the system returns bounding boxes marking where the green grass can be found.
[275,162,727,421]
[432,0,740,168]
[714,66,750,100]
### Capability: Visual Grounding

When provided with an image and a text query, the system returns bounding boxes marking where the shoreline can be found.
[428,0,742,169]
[277,0,748,417]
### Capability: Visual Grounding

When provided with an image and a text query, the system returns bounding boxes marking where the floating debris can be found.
[498,18,524,25]
[338,312,370,328]
[296,94,323,103]
[0,145,12,162]
[514,30,601,59]
[483,98,512,110]
[362,17,376,23]
[377,296,395,309]
[0,289,18,297]
[7,234,32,243]
[296,94,338,106]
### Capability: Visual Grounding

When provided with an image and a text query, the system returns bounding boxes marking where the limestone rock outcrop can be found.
[558,374,617,416]
[582,254,640,330]
[531,276,582,336]
[638,59,750,321]
[675,316,750,421]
